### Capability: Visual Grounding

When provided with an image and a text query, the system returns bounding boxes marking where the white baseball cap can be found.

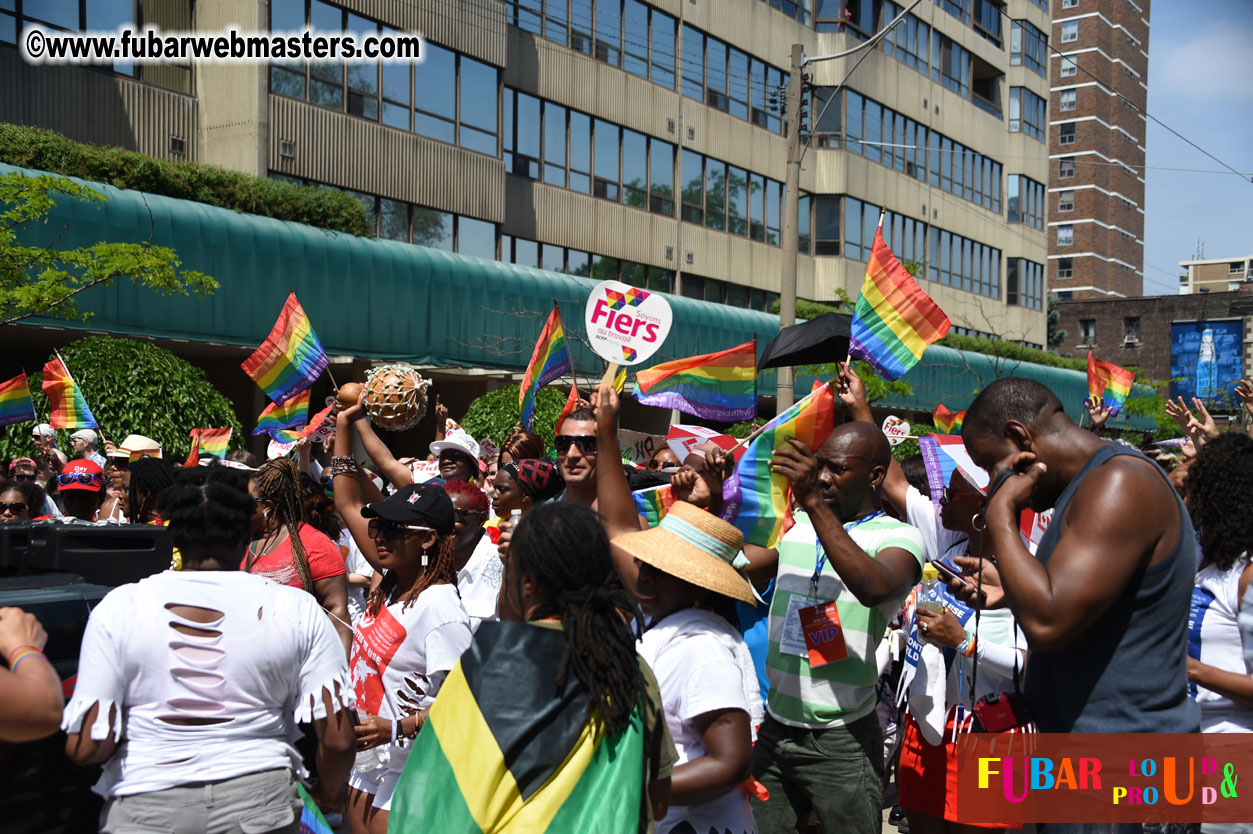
[71,429,99,445]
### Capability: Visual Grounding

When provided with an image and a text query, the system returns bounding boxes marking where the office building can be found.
[1178,255,1253,295]
[2,0,1049,346]
[1047,0,1150,299]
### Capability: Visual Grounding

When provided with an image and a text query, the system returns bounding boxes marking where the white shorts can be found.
[348,765,399,811]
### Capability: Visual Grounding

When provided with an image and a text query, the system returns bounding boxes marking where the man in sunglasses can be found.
[57,460,106,523]
[554,408,600,507]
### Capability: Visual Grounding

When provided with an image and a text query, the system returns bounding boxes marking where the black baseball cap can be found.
[361,481,455,535]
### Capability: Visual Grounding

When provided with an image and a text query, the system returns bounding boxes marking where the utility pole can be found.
[776,42,804,413]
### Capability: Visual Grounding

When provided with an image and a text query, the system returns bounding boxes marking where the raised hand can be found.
[1189,397,1220,442]
[1164,397,1193,432]
[1084,398,1111,432]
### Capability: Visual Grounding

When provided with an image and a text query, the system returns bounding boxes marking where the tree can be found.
[460,384,568,453]
[1047,294,1068,351]
[0,336,243,462]
[0,172,216,327]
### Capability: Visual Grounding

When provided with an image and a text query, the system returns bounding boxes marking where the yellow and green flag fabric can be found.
[389,621,646,833]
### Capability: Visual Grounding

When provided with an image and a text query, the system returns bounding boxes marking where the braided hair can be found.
[509,503,645,736]
[157,466,256,558]
[365,533,458,616]
[1184,432,1253,573]
[300,472,343,541]
[251,458,314,592]
[128,456,177,522]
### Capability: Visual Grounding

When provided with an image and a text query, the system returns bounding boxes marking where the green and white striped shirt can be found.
[765,511,924,729]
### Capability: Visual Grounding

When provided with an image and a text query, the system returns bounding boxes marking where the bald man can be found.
[750,422,924,834]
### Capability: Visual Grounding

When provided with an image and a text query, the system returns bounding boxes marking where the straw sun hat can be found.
[612,501,756,605]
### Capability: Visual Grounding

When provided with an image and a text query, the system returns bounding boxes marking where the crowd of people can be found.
[2,372,1253,834]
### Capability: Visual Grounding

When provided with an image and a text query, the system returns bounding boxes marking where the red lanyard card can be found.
[799,600,848,667]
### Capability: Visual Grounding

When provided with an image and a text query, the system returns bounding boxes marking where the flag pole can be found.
[877,207,886,231]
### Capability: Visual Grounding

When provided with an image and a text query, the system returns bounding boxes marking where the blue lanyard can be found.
[809,510,884,598]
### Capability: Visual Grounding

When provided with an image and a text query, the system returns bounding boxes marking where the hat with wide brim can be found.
[612,501,756,605]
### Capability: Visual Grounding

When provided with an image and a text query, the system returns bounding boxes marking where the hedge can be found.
[0,123,369,236]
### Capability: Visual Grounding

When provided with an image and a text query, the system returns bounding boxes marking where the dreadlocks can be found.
[365,533,458,616]
[128,456,177,523]
[251,457,314,592]
[509,502,645,736]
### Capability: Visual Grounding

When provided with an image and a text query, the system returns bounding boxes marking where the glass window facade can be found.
[928,226,1002,299]
[1009,87,1047,142]
[1007,258,1044,310]
[680,25,786,135]
[1010,20,1047,76]
[1007,175,1045,230]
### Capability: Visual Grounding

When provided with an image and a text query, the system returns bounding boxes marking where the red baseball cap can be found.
[58,459,105,492]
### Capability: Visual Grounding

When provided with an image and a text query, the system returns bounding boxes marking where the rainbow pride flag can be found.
[633,484,677,528]
[849,228,950,381]
[253,390,310,436]
[268,400,334,444]
[633,342,757,422]
[41,357,97,429]
[1087,352,1134,415]
[933,404,965,435]
[720,382,837,549]
[296,783,334,834]
[0,373,37,428]
[241,293,329,404]
[189,428,232,458]
[519,305,572,431]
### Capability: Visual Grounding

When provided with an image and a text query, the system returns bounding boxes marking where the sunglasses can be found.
[367,518,433,541]
[940,487,983,504]
[0,502,28,514]
[12,473,37,482]
[555,435,598,455]
[454,509,485,524]
[58,472,101,487]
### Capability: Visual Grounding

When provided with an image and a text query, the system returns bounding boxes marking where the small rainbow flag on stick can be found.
[253,390,310,436]
[849,224,951,381]
[242,293,329,404]
[933,404,965,435]
[519,305,572,431]
[720,382,838,549]
[189,428,232,458]
[41,356,98,429]
[1087,352,1134,415]
[269,400,335,444]
[633,484,677,528]
[634,341,757,422]
[0,373,37,428]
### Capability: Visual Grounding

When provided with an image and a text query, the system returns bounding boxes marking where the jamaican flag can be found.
[389,621,647,833]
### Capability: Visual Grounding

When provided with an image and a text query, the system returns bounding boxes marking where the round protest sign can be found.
[584,280,672,366]
[881,415,911,446]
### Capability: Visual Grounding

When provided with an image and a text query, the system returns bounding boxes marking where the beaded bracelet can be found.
[957,633,977,659]
[8,646,47,673]
[330,456,360,477]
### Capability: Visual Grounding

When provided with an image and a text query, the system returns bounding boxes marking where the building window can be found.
[1123,316,1140,344]
[926,224,1001,299]
[1079,318,1096,345]
[1058,189,1075,212]
[1060,89,1077,110]
[1230,261,1246,274]
[814,195,840,256]
[1010,21,1047,76]
[1062,0,1078,6]
[679,24,785,135]
[1059,55,1078,77]
[1007,258,1044,311]
[1059,122,1076,145]
[1009,87,1046,142]
[1059,156,1076,178]
[1057,224,1074,246]
[6,0,175,83]
[1061,20,1078,42]
[1008,175,1044,230]
[1058,257,1074,278]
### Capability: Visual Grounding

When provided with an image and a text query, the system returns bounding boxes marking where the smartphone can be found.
[931,558,963,583]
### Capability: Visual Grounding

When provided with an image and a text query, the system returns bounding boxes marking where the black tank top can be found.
[1024,444,1200,733]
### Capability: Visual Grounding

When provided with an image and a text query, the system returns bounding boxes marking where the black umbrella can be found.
[759,313,853,370]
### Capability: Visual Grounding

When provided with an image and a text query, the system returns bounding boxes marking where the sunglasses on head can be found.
[555,435,597,455]
[367,518,433,541]
[940,487,983,504]
[0,501,27,514]
[58,472,100,487]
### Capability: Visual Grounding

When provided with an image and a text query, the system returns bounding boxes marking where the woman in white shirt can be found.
[63,465,356,834]
[1184,433,1253,738]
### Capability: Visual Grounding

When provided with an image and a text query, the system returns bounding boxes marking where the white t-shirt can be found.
[903,485,968,568]
[62,571,353,798]
[638,608,758,834]
[458,532,503,631]
[350,583,472,775]
[1191,556,1253,733]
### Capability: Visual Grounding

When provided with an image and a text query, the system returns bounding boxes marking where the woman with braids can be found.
[246,458,353,656]
[1184,431,1253,737]
[330,405,472,834]
[388,502,677,833]
[62,465,356,831]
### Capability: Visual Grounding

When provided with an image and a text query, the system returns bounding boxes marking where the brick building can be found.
[1049,0,1150,299]
[1178,255,1253,295]
[1057,285,1253,392]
